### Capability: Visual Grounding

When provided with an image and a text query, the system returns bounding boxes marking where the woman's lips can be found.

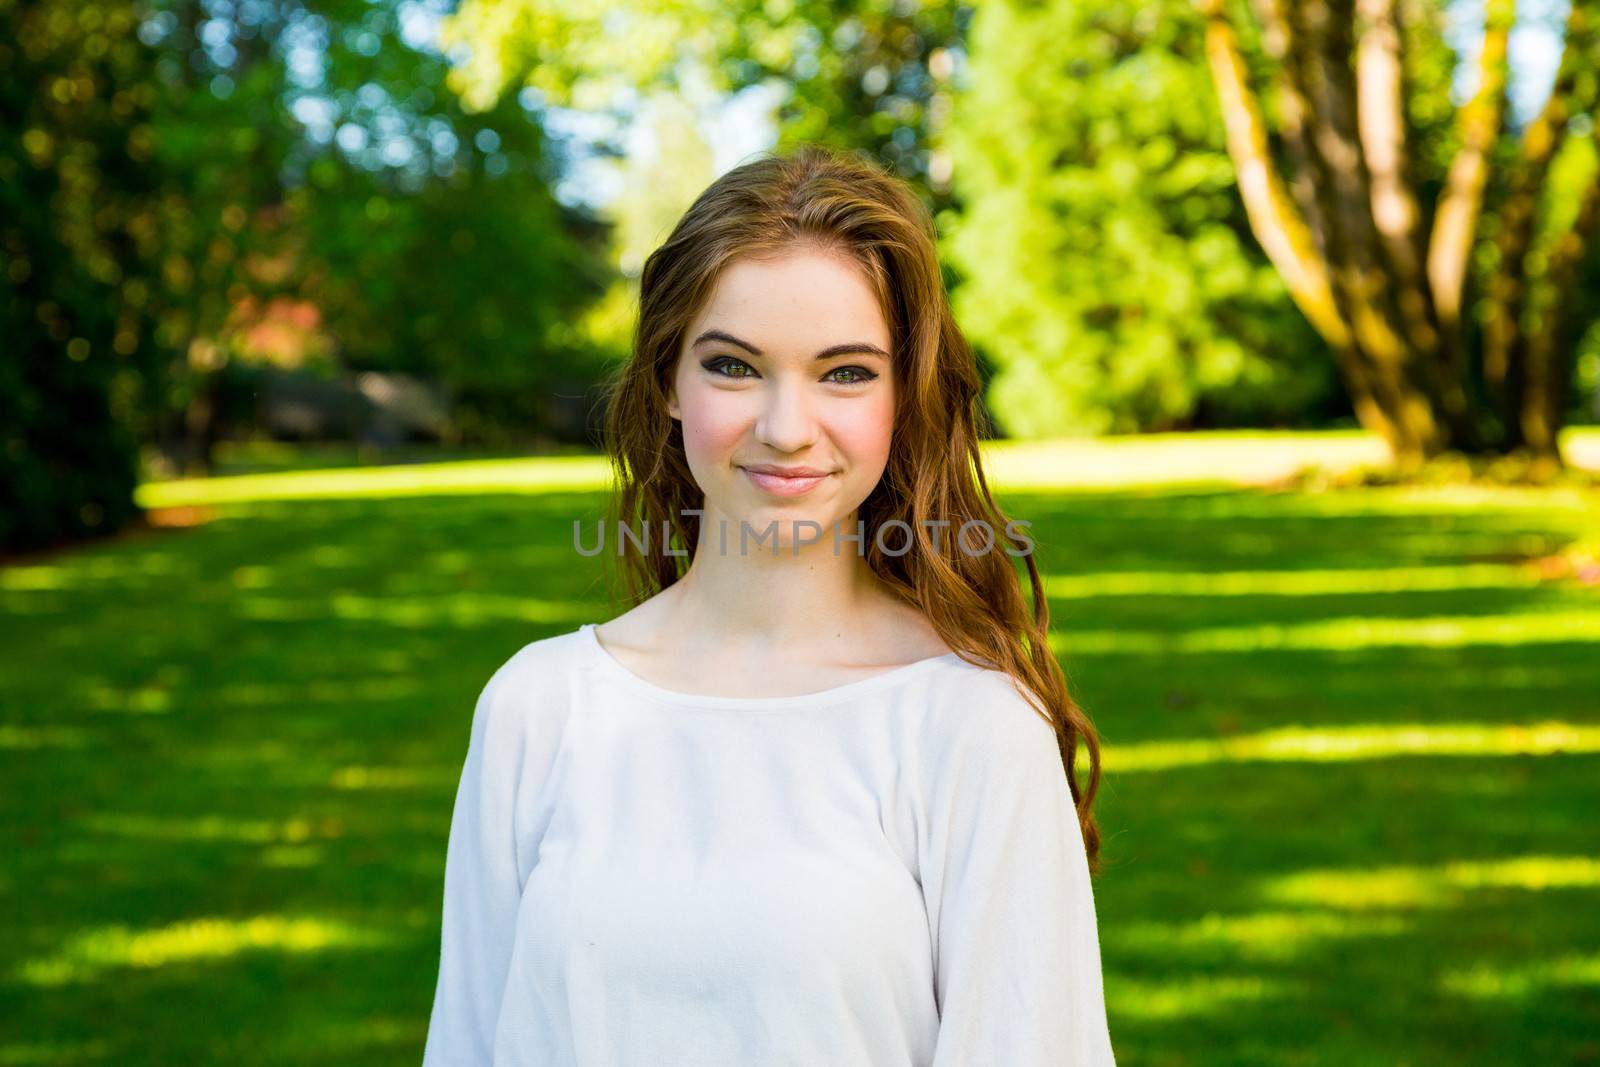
[742,467,830,496]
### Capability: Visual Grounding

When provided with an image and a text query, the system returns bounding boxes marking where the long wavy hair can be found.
[598,143,1106,874]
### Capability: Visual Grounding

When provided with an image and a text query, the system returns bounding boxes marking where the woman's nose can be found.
[753,378,819,452]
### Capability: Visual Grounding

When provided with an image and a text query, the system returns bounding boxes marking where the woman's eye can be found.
[704,356,755,378]
[703,356,877,385]
[825,365,878,385]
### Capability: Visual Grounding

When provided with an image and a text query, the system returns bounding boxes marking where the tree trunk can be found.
[1194,0,1600,474]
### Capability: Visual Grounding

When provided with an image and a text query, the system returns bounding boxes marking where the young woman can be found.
[423,144,1116,1065]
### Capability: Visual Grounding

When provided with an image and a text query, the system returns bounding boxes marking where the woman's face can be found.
[668,249,896,551]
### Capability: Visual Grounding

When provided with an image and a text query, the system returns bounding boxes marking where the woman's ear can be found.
[667,385,681,421]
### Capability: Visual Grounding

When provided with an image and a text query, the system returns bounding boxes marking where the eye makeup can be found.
[700,355,879,384]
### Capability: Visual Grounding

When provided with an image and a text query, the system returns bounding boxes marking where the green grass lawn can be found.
[3,432,1598,1065]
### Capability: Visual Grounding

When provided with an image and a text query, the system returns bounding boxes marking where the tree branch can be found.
[1249,0,1333,275]
[1195,0,1350,347]
[1301,0,1468,454]
[1427,0,1514,328]
[1484,1,1598,391]
[1519,93,1600,456]
[1355,0,1433,343]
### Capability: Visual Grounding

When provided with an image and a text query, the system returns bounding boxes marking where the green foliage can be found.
[440,0,973,208]
[1396,0,1464,186]
[941,0,1337,437]
[4,0,617,539]
[285,93,612,448]
[764,0,973,204]
[136,0,614,450]
[0,0,160,552]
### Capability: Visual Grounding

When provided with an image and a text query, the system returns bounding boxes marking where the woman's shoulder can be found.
[918,653,1060,754]
[493,624,590,680]
[466,625,590,742]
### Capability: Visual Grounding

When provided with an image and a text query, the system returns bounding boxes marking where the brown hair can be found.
[598,143,1107,875]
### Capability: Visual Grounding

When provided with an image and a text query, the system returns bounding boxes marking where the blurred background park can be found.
[3,0,1600,1061]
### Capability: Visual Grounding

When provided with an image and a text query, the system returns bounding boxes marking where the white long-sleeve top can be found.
[422,622,1116,1066]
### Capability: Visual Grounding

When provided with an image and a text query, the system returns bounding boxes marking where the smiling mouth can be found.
[741,467,832,497]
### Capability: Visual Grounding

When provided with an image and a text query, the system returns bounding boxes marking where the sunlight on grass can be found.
[0,1040,112,1065]
[1111,909,1409,961]
[260,845,325,868]
[128,430,1600,510]
[207,676,420,708]
[1043,562,1545,598]
[134,455,612,508]
[1097,721,1600,773]
[80,814,341,844]
[980,430,1389,490]
[1106,973,1288,1020]
[73,683,176,714]
[329,765,456,790]
[1160,485,1600,519]
[1261,855,1600,910]
[0,567,75,590]
[15,915,397,987]
[134,434,1382,508]
[233,592,593,627]
[1440,953,1600,1000]
[0,725,89,750]
[1056,609,1598,654]
[0,554,184,590]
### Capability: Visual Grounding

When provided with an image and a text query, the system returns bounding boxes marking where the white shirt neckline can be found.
[580,621,965,711]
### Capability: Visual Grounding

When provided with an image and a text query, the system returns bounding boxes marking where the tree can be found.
[137,0,612,469]
[437,0,974,210]
[1,0,161,552]
[1195,0,1600,470]
[938,0,1341,437]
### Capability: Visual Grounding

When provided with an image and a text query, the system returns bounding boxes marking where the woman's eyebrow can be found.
[691,329,889,361]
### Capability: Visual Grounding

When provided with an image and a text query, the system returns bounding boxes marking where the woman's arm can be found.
[919,675,1117,1066]
[422,659,530,1065]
